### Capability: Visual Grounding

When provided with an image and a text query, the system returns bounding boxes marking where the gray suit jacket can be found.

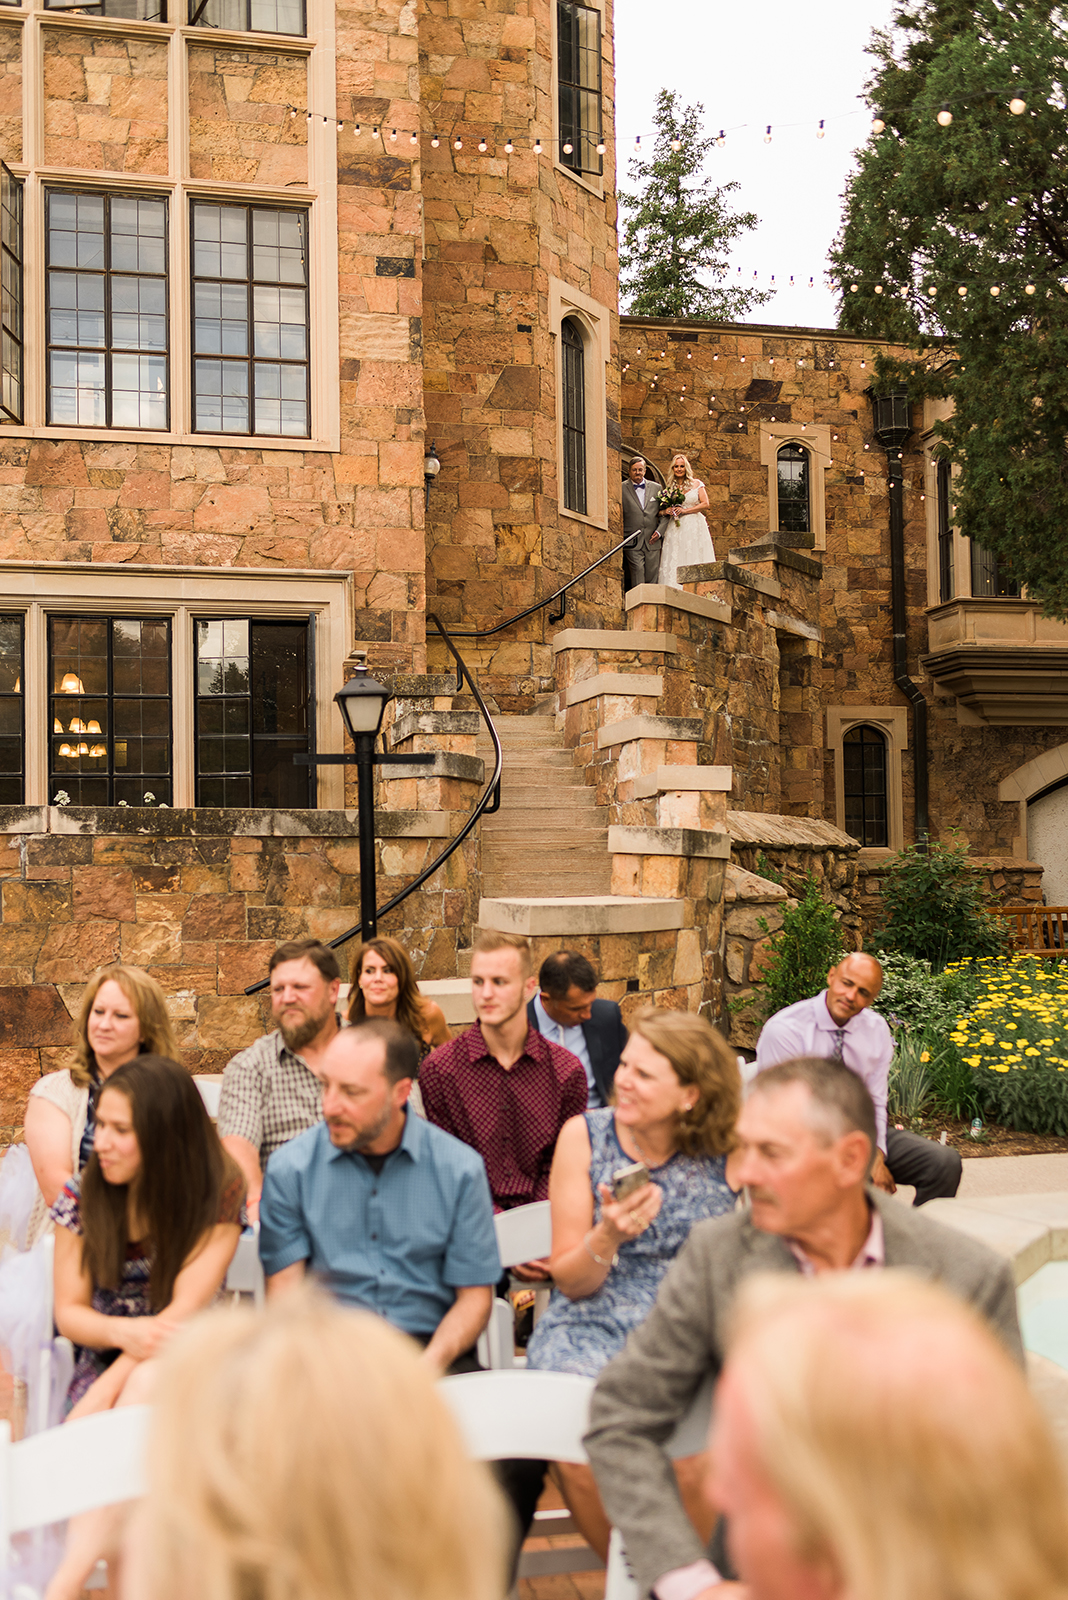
[584,1191,1023,1598]
[621,478,662,550]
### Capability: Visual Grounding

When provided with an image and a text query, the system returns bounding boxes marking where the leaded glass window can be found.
[49,617,172,806]
[188,0,304,34]
[0,166,23,425]
[195,618,313,807]
[936,457,954,602]
[558,1,602,176]
[843,724,888,848]
[0,615,23,805]
[561,317,587,516]
[971,540,1020,598]
[191,202,310,438]
[46,191,168,430]
[45,0,167,17]
[777,443,810,535]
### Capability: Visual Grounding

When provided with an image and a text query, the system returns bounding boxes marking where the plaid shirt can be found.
[419,1022,588,1209]
[217,1028,326,1165]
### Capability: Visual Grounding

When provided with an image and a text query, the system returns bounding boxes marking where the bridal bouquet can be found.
[658,484,687,519]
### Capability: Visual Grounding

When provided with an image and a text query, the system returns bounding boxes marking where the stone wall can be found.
[421,0,623,707]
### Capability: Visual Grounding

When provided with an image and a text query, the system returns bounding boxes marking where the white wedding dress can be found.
[657,483,714,588]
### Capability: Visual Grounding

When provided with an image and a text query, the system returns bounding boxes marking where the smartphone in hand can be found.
[612,1161,650,1202]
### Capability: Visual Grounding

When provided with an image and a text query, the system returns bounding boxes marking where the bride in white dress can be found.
[657,453,714,588]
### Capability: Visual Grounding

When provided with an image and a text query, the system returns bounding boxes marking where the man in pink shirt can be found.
[584,1056,1020,1600]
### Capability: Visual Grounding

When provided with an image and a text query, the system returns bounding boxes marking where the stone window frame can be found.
[550,0,606,199]
[0,0,341,450]
[825,704,908,853]
[759,420,831,551]
[0,560,351,807]
[550,274,609,531]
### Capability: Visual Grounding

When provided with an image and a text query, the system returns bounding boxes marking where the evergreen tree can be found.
[620,90,772,321]
[830,1,1068,615]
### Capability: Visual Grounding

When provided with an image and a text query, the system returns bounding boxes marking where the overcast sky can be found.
[613,0,898,330]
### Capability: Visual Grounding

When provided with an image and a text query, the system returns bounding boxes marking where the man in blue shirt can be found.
[259,1017,500,1374]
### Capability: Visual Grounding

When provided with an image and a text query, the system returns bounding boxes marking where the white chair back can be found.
[225,1225,265,1307]
[194,1077,223,1119]
[0,1404,150,1555]
[494,1201,552,1269]
[439,1370,593,1464]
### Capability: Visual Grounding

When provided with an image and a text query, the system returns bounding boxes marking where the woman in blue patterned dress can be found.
[47,1055,244,1600]
[526,1008,740,1558]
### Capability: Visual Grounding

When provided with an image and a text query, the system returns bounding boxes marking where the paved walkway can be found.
[892,1150,1068,1207]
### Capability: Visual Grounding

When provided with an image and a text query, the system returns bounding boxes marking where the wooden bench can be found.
[989,905,1068,956]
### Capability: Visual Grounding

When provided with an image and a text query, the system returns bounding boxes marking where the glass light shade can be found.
[58,743,73,757]
[54,718,63,733]
[77,742,89,756]
[335,663,392,740]
[89,743,107,758]
[59,672,85,694]
[86,719,102,734]
[69,717,84,733]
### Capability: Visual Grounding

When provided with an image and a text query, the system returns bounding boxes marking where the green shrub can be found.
[873,832,1011,971]
[872,949,982,1037]
[887,1034,932,1123]
[756,876,846,1022]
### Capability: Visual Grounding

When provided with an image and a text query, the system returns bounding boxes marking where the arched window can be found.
[560,317,587,515]
[776,442,810,535]
[842,724,888,848]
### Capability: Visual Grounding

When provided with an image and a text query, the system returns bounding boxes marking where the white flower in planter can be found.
[53,790,70,806]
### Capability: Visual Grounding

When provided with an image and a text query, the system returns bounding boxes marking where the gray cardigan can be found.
[584,1191,1023,1598]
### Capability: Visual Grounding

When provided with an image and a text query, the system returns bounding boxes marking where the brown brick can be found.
[72,866,137,922]
[183,895,247,942]
[0,985,73,1047]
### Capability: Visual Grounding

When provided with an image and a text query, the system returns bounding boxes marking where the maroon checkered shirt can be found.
[419,1022,588,1209]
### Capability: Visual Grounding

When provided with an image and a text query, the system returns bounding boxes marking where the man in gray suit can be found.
[584,1056,1022,1600]
[622,455,663,590]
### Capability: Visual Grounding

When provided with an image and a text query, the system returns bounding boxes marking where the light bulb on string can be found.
[990,284,1001,296]
[431,134,439,147]
[958,284,967,296]
[562,141,573,154]
[716,130,726,146]
[764,125,772,143]
[927,284,937,296]
[454,137,462,149]
[533,138,543,154]
[306,111,313,122]
[410,130,417,145]
[596,141,605,154]
[1009,95,1027,114]
[290,107,296,118]
[937,103,953,126]
[634,136,641,154]
[871,113,885,134]
[849,283,859,293]
[1026,282,1036,294]
[478,138,487,152]
[817,119,825,139]
[389,128,397,141]
[874,284,883,294]
[337,120,343,132]
[372,126,379,138]
[670,138,681,151]
[505,138,514,153]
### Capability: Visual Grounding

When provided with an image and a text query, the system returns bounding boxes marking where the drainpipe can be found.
[868,389,929,845]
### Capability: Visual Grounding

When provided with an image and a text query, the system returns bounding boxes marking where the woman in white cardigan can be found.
[23,965,180,1245]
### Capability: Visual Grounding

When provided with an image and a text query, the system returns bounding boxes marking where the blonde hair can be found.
[139,1289,509,1600]
[70,965,180,1089]
[627,1008,739,1157]
[670,453,697,488]
[472,929,532,978]
[724,1273,1068,1600]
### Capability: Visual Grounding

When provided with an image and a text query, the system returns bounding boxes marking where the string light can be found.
[990,284,1001,296]
[562,141,573,154]
[670,138,682,151]
[1026,282,1036,294]
[871,112,885,133]
[505,138,514,153]
[431,134,439,147]
[764,125,772,143]
[817,119,825,139]
[937,103,953,126]
[454,136,462,149]
[478,137,488,152]
[389,128,397,141]
[534,138,543,154]
[410,130,418,145]
[1009,95,1027,114]
[716,130,726,146]
[596,140,606,154]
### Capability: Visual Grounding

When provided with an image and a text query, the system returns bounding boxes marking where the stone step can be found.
[483,829,610,851]
[501,750,578,769]
[497,790,603,812]
[484,875,613,897]
[478,896,685,935]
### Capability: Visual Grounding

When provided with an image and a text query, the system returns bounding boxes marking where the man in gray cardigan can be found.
[584,1057,1022,1600]
[622,455,663,590]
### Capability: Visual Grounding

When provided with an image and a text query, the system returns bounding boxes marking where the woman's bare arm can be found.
[24,1096,75,1208]
[547,1116,665,1300]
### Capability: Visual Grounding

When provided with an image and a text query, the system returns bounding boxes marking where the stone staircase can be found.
[477,714,612,897]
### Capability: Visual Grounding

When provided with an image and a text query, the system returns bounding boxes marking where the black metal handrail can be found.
[447,529,636,637]
[244,614,503,993]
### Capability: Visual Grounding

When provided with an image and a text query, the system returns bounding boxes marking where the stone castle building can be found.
[1,0,1067,1123]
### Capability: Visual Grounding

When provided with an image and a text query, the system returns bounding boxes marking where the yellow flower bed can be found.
[946,955,1068,1134]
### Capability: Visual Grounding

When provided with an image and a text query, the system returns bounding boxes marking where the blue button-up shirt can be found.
[258,1111,501,1338]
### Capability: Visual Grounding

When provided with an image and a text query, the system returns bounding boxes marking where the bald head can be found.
[824,953,883,1026]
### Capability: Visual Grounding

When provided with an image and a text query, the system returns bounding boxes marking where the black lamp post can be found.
[334,651,392,940]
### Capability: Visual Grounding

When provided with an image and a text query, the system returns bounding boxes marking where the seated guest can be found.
[23,965,180,1247]
[259,1020,500,1375]
[584,1057,1023,1600]
[420,931,587,1282]
[127,1289,508,1600]
[709,1273,1068,1600]
[527,1008,739,1558]
[47,1055,244,1600]
[526,949,627,1108]
[347,936,451,1106]
[218,939,342,1221]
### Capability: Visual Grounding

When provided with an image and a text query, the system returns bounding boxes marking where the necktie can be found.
[831,1028,846,1062]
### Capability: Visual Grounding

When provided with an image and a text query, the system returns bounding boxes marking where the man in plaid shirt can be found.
[218,939,342,1220]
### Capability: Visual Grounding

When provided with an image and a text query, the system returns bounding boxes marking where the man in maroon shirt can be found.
[419,929,588,1281]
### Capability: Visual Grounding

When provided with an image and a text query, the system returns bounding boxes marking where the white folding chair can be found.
[193,1077,223,1120]
[477,1203,554,1371]
[0,1405,150,1592]
[224,1224,265,1307]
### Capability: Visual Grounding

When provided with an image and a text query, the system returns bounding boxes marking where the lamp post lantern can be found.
[423,442,440,508]
[335,651,392,940]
